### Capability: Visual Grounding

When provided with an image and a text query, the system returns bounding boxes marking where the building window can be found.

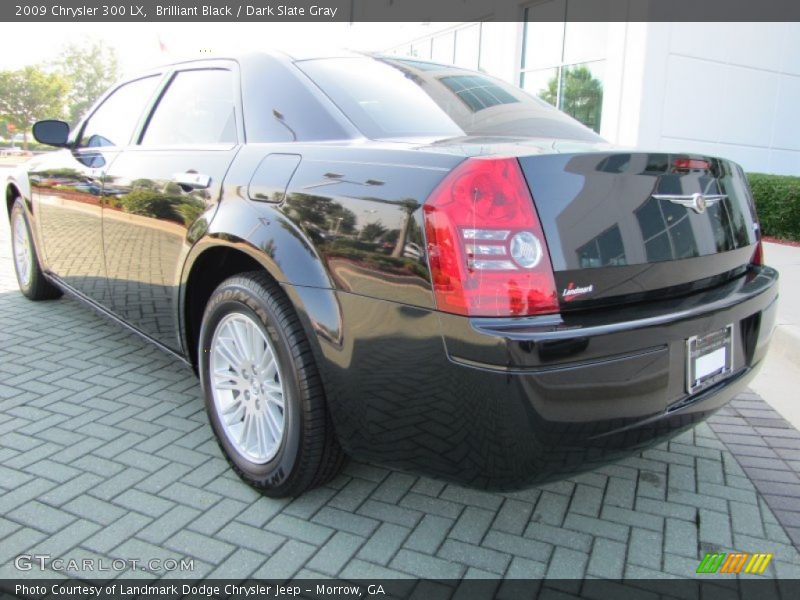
[454,24,480,69]
[478,22,504,76]
[439,75,519,112]
[431,31,456,64]
[635,197,699,262]
[577,224,626,268]
[411,39,432,60]
[520,0,607,132]
[386,23,492,74]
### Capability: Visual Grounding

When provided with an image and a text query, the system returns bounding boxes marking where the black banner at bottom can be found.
[3,579,800,600]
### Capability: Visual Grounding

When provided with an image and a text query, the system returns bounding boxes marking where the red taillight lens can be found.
[423,157,558,317]
[673,158,710,171]
[752,240,764,266]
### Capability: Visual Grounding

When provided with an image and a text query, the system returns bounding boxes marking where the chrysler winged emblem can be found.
[652,192,727,214]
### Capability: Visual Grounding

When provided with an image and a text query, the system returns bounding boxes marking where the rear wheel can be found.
[198,271,346,496]
[10,198,61,300]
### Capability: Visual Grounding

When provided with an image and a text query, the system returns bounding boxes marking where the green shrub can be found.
[747,173,800,241]
[176,202,204,226]
[117,189,182,221]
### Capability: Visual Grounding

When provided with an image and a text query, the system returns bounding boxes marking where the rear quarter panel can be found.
[203,143,462,307]
[279,146,460,308]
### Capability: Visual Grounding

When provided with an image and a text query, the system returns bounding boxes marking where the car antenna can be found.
[273,109,297,141]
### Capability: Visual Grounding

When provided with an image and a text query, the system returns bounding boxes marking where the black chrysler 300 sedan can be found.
[6,51,778,496]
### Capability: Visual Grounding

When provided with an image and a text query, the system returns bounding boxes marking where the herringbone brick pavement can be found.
[2,187,799,582]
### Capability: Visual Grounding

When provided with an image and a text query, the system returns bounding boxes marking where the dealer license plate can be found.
[686,324,734,394]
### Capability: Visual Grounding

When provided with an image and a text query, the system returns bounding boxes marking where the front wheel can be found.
[198,272,346,496]
[10,198,61,300]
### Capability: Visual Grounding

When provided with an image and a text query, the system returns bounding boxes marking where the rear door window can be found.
[78,76,161,148]
[141,69,237,146]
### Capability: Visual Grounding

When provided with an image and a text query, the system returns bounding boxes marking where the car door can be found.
[31,75,162,306]
[101,65,242,350]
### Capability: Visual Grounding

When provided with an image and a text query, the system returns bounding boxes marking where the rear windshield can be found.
[296,56,602,142]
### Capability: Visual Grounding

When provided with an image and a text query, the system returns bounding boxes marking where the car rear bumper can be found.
[306,266,779,489]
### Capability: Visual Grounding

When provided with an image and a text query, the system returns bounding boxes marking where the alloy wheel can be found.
[12,209,33,288]
[209,312,286,463]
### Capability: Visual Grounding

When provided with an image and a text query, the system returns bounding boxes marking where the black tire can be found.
[198,271,346,496]
[9,198,62,301]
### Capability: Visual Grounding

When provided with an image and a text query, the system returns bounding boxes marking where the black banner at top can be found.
[4,0,800,22]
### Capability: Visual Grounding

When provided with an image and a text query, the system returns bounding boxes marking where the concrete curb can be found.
[771,324,800,369]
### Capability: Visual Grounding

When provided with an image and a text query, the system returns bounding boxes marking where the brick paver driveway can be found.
[2,186,800,583]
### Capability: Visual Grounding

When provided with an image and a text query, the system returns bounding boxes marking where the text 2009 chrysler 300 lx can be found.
[6,51,778,496]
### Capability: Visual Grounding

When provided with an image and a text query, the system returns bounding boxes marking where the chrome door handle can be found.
[172,172,211,190]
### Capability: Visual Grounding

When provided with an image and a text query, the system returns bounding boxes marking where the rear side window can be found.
[297,57,601,141]
[297,58,461,139]
[78,76,160,148]
[141,69,237,146]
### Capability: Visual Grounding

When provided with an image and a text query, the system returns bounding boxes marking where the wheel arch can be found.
[6,179,44,259]
[5,166,34,213]
[6,181,22,215]
[182,241,269,370]
[180,237,337,381]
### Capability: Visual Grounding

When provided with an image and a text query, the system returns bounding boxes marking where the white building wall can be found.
[595,22,639,144]
[384,20,800,176]
[628,22,800,176]
[477,22,521,84]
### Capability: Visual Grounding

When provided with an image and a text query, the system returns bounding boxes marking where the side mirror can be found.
[32,120,70,147]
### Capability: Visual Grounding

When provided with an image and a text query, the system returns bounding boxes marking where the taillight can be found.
[673,158,710,171]
[752,240,764,266]
[423,157,558,317]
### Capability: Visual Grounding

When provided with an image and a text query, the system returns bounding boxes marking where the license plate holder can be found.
[686,324,734,394]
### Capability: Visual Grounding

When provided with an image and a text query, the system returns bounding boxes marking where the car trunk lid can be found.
[517,152,760,309]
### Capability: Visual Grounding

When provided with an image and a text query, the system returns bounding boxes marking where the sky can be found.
[1,22,452,75]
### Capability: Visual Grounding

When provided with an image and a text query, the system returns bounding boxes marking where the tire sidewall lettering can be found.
[199,289,302,489]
